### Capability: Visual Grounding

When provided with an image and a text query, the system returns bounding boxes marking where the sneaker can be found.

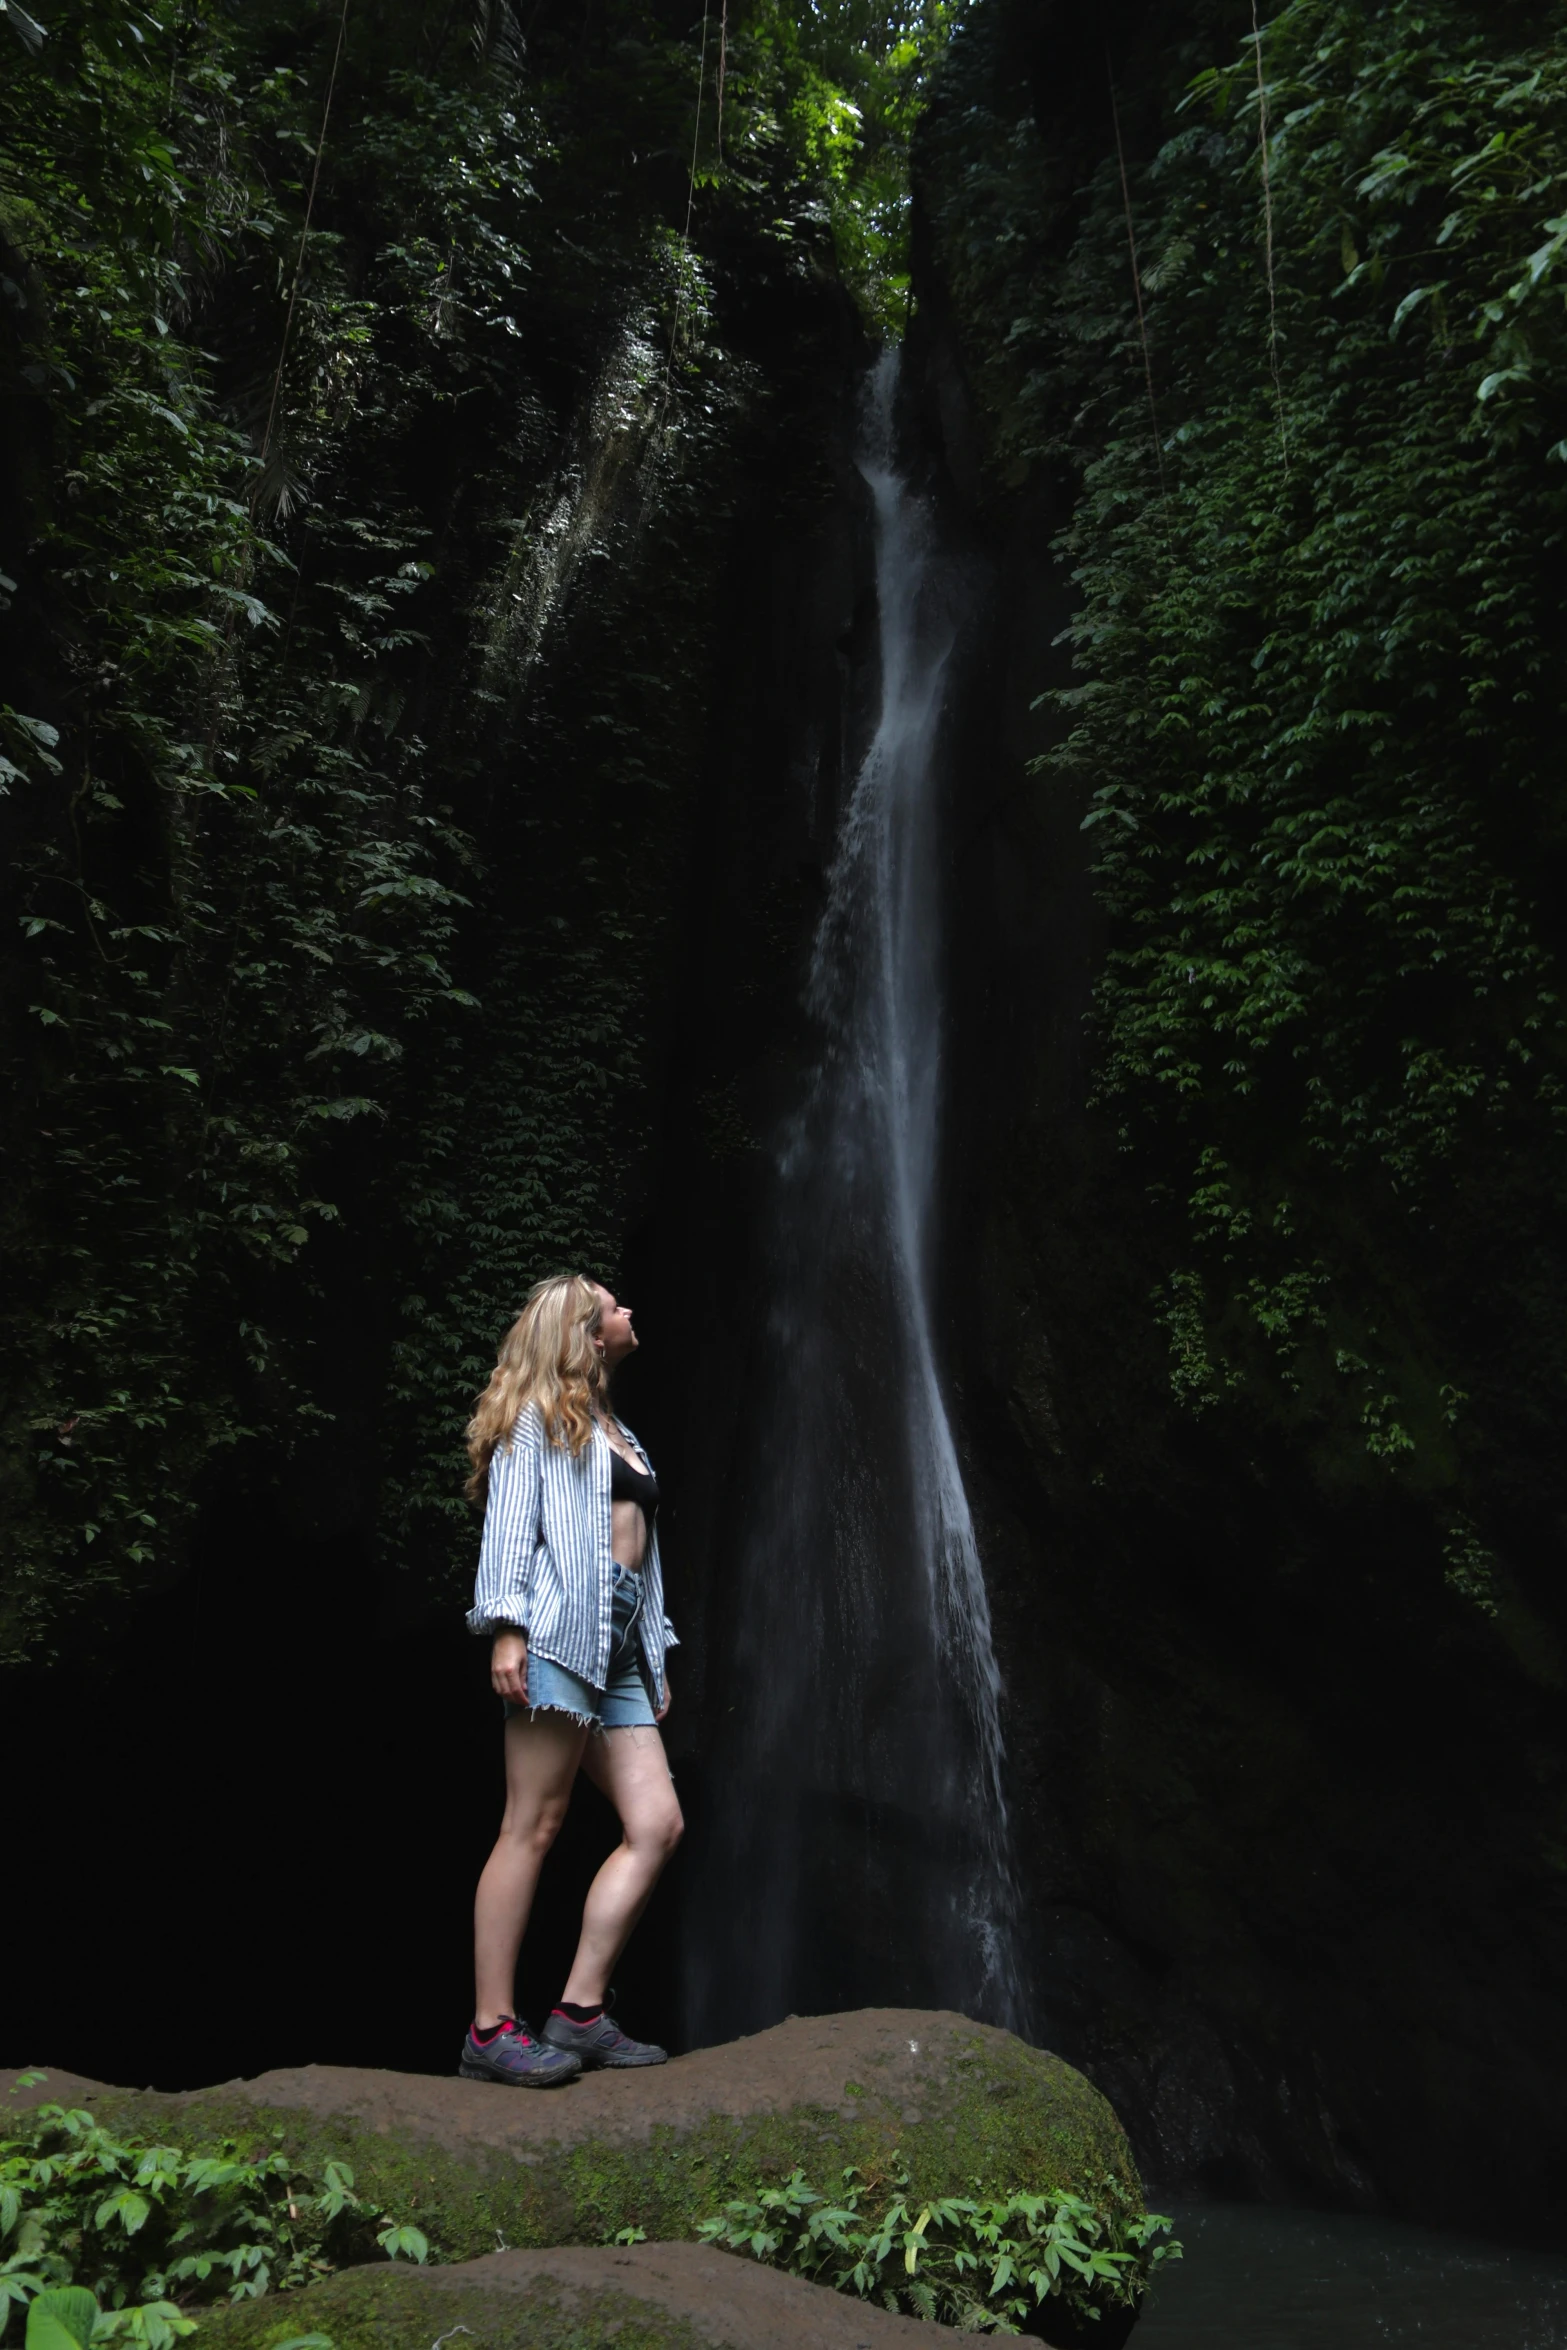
[459,2016,582,2087]
[540,2008,668,2068]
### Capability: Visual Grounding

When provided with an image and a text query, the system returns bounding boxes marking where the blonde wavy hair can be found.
[465,1272,606,1503]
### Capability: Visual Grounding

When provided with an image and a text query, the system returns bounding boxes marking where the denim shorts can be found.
[504,1564,657,1731]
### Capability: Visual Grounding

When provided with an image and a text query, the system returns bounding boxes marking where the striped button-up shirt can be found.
[467,1402,677,1697]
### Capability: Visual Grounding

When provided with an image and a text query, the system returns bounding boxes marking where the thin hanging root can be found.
[257,0,352,485]
[206,0,350,767]
[1108,59,1168,502]
[682,0,710,248]
[659,0,711,401]
[641,0,712,523]
[202,0,349,775]
[1252,0,1290,476]
[716,0,728,165]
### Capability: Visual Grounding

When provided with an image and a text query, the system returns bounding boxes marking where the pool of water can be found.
[1134,2201,1567,2348]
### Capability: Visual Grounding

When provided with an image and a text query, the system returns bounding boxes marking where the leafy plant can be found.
[723,0,957,333]
[0,0,499,1662]
[20,2284,192,2350]
[0,2102,426,2343]
[922,0,1567,1565]
[1,0,948,1673]
[697,2163,1179,2334]
[19,2280,330,2350]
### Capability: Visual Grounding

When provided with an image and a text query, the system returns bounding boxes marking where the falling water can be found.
[687,350,1027,2040]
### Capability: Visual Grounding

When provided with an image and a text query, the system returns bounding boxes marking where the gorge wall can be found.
[908,0,1567,2244]
[5,0,1567,2262]
[651,0,1567,2245]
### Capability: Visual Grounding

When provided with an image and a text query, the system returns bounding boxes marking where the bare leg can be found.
[560,1725,684,2006]
[474,1710,589,2027]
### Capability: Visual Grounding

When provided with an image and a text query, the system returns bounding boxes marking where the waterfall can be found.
[686,350,1027,2041]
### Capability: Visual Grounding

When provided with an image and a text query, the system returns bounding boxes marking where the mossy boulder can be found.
[11,2007,1138,2259]
[190,2242,942,2350]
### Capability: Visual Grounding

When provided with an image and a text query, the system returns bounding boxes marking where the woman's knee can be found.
[501,1796,570,1854]
[643,1800,684,1860]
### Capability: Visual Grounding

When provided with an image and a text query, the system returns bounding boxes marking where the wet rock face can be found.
[8,2010,1139,2257]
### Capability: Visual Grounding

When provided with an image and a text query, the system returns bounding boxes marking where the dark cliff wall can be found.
[9,0,1567,2257]
[0,0,872,2086]
[0,285,872,2090]
[0,0,887,1669]
[904,0,1567,2247]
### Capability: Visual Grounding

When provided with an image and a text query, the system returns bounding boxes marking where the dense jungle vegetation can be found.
[0,0,943,1665]
[923,0,1567,1626]
[5,0,1567,1677]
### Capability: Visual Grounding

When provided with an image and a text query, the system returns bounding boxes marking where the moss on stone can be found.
[63,2025,1133,2262]
[190,2266,712,2350]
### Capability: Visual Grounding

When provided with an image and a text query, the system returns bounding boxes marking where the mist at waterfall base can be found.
[682,352,1027,2045]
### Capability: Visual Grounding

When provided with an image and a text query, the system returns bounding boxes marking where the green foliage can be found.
[23,2284,192,2350]
[23,2277,331,2350]
[924,0,1567,1546]
[0,0,517,1659]
[697,2162,1179,2333]
[1,2103,424,2344]
[723,0,955,333]
[0,0,904,1664]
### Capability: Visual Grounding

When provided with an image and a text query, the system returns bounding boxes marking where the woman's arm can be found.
[467,1409,541,1638]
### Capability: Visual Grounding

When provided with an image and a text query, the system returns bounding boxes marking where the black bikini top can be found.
[610,1445,660,1517]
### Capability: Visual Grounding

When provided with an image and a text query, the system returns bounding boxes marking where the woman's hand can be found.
[492,1628,529,1704]
[656,1673,671,1724]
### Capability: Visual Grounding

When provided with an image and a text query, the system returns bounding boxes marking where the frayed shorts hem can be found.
[501,1569,657,1732]
[503,1686,657,1733]
[508,1708,654,1736]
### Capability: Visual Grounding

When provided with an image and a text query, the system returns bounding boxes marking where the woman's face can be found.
[594,1286,639,1367]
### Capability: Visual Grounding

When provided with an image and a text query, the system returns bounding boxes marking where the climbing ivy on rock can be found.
[922,0,1567,1591]
[0,0,918,1666]
[0,0,530,1663]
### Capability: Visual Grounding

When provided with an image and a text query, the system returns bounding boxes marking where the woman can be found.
[460,1273,682,2087]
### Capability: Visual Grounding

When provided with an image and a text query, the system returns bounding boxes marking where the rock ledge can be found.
[194,2242,946,2350]
[9,2009,1137,2256]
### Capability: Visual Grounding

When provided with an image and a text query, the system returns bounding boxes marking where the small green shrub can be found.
[0,2105,425,2344]
[697,2163,1180,2334]
[19,2284,193,2350]
[20,2281,330,2350]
